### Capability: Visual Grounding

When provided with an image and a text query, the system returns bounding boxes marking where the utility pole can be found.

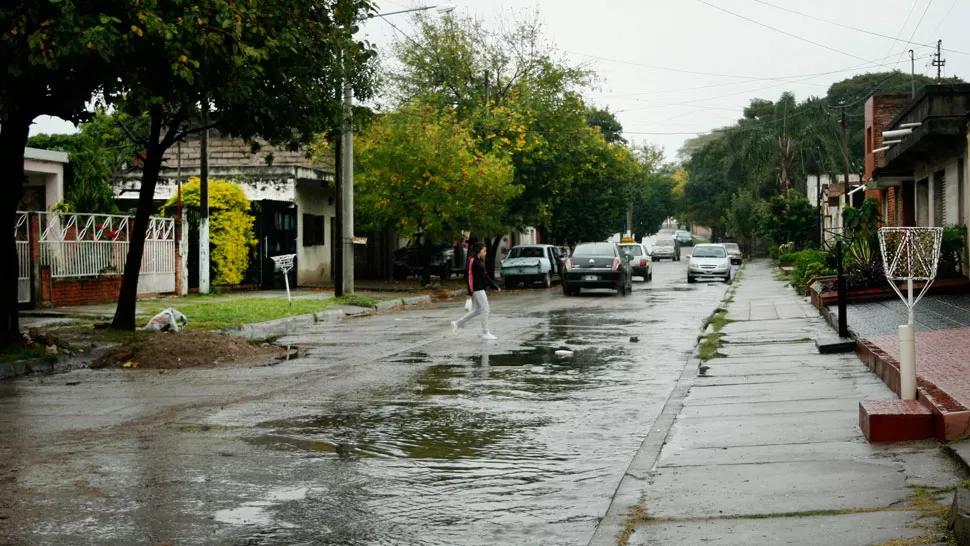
[909,50,916,97]
[837,107,849,338]
[341,67,354,295]
[933,40,946,80]
[626,200,633,238]
[199,107,210,295]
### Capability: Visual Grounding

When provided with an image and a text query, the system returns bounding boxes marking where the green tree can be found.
[354,102,519,284]
[725,190,766,255]
[758,194,818,248]
[106,0,378,330]
[586,107,626,145]
[162,178,255,285]
[0,1,133,347]
[27,109,149,214]
[387,11,599,271]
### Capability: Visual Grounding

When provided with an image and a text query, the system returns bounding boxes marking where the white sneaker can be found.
[450,321,458,334]
[481,333,497,340]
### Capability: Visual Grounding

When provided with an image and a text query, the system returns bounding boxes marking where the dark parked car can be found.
[393,236,465,280]
[561,242,633,296]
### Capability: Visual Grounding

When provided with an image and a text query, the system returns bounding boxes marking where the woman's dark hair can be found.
[469,243,486,263]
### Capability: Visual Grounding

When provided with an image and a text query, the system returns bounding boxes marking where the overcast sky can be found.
[31,0,970,161]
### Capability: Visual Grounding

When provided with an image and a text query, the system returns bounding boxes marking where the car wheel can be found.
[617,282,626,296]
[687,275,695,284]
[562,283,571,296]
[647,270,652,282]
[543,272,552,288]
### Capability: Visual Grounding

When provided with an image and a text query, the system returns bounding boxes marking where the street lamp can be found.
[336,4,456,295]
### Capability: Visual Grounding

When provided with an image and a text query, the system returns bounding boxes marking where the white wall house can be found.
[21,147,69,210]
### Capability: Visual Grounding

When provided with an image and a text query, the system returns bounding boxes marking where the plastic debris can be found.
[143,308,188,333]
[554,349,574,357]
[122,361,139,369]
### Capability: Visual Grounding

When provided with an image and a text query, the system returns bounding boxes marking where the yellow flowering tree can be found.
[355,102,520,283]
[162,178,256,286]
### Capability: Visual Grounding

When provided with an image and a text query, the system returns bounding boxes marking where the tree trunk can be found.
[111,110,165,330]
[420,241,432,287]
[485,236,501,279]
[0,113,32,349]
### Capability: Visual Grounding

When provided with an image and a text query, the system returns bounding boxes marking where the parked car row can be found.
[495,232,739,295]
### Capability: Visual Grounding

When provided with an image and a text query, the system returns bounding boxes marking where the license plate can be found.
[583,275,598,281]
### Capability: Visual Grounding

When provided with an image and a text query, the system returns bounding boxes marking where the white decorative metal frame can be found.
[271,253,297,304]
[878,227,943,318]
[37,212,174,279]
[877,226,943,401]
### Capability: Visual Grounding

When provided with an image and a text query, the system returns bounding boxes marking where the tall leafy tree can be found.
[0,1,132,347]
[354,101,519,283]
[106,0,377,330]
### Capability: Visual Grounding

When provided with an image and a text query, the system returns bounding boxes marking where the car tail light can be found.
[612,257,621,270]
[565,258,572,270]
[640,259,646,267]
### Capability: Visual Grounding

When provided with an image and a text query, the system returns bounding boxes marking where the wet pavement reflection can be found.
[0,257,730,545]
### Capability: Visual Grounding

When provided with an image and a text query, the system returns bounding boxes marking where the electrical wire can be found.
[694,0,877,64]
[748,0,939,49]
[890,0,935,71]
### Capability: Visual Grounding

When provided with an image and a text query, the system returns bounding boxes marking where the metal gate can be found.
[15,212,30,304]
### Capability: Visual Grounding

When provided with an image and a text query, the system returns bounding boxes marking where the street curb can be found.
[222,310,346,340]
[0,347,112,381]
[374,295,433,311]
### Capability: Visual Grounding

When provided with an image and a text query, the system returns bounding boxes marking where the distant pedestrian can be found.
[451,243,501,340]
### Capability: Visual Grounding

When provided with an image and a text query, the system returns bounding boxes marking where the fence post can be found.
[177,218,189,296]
[29,213,41,307]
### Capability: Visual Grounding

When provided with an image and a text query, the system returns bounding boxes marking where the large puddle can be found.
[245,338,651,545]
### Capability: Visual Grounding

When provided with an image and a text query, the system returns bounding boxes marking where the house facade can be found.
[112,134,339,289]
[865,85,970,268]
[20,147,69,211]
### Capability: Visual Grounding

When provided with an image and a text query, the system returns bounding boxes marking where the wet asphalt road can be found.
[0,250,730,546]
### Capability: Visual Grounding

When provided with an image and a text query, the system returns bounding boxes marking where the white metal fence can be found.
[15,212,30,303]
[37,212,176,294]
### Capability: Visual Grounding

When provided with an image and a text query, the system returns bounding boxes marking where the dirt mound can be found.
[93,331,287,370]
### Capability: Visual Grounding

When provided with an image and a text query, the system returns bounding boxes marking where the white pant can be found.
[456,290,490,334]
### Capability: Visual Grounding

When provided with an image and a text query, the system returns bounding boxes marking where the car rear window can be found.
[509,247,544,258]
[572,243,616,257]
[692,246,726,258]
[655,239,674,247]
[618,244,644,255]
[723,243,740,251]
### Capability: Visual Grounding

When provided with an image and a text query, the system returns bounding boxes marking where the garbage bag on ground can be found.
[143,307,188,332]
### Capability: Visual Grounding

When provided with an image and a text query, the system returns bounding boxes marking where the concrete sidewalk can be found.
[591,260,961,546]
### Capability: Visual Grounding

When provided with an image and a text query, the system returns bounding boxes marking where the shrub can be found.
[789,250,834,294]
[939,224,968,279]
[778,253,798,264]
[161,178,256,285]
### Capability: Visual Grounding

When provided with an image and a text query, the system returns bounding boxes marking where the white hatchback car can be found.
[687,244,732,283]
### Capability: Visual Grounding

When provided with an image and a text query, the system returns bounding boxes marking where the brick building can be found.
[865,84,970,269]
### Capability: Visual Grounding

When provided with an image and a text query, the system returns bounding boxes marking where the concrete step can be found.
[860,399,934,442]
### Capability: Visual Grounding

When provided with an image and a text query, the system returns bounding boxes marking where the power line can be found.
[748,0,939,49]
[694,0,877,64]
[890,0,935,71]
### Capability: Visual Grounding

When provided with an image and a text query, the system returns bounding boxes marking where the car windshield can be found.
[618,244,644,256]
[572,243,616,257]
[509,247,544,258]
[692,246,726,258]
[655,239,675,247]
